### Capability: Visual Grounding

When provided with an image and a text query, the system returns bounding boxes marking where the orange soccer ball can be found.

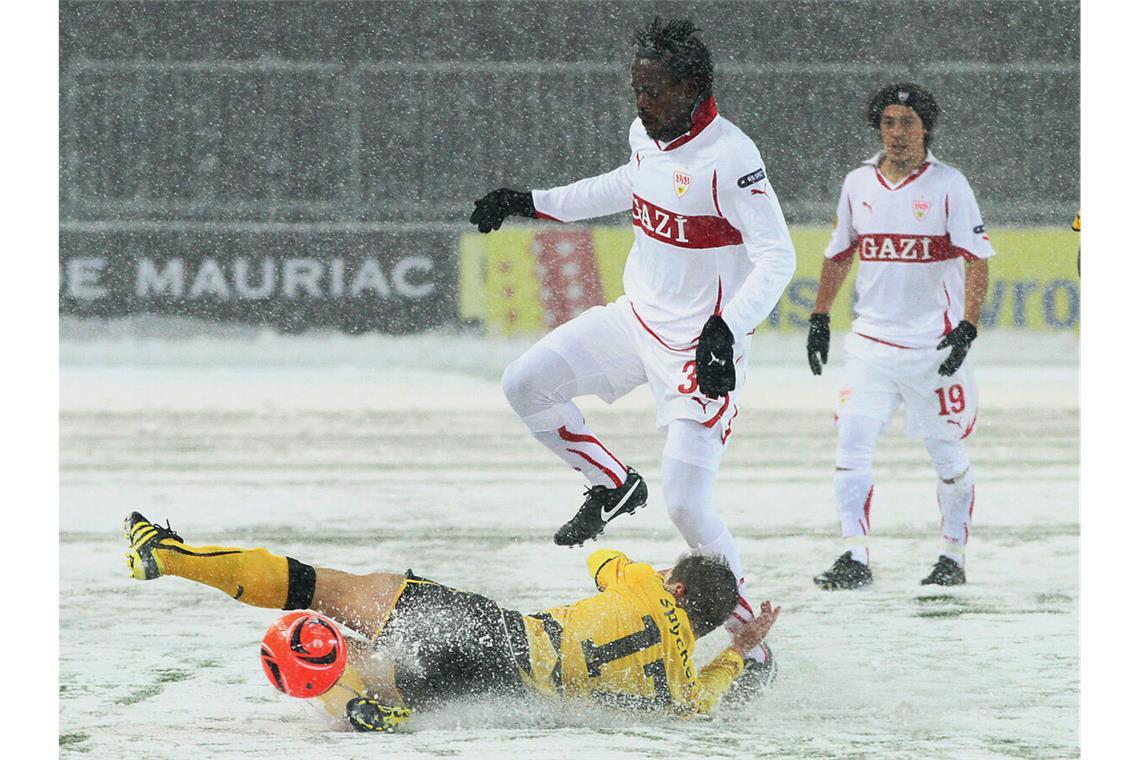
[260,611,347,698]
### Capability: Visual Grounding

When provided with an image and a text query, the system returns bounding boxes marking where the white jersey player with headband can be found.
[807,82,994,590]
[470,18,794,696]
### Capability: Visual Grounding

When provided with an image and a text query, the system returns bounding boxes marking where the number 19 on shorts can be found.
[935,384,966,416]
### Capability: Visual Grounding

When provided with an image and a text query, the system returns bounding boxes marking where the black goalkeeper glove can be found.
[695,315,736,399]
[936,319,978,376]
[469,188,536,233]
[806,313,830,376]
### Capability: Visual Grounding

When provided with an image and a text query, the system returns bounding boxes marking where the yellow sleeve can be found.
[587,549,629,591]
[691,649,746,715]
[1072,212,1080,232]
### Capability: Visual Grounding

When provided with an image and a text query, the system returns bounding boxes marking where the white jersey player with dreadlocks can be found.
[806,83,995,590]
[470,17,795,697]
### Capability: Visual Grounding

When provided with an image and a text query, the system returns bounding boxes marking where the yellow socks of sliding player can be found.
[158,541,316,610]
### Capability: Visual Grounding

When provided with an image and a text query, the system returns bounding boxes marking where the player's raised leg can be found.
[124,511,405,635]
[921,437,974,585]
[126,512,416,730]
[501,305,648,546]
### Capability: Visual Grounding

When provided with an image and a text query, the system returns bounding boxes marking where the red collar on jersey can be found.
[874,161,931,191]
[657,96,719,152]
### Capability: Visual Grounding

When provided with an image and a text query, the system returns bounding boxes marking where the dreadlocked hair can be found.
[631,17,714,96]
[667,553,738,638]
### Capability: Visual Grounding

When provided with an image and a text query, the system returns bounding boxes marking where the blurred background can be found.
[58,0,1079,335]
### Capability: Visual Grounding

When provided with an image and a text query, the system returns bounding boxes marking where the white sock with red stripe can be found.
[835,469,874,565]
[936,467,976,566]
[529,403,628,489]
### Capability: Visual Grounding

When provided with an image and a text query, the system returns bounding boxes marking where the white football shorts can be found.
[836,332,978,441]
[535,295,748,440]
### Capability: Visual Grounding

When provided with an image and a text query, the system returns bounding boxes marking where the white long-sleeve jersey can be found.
[823,152,997,348]
[532,98,796,349]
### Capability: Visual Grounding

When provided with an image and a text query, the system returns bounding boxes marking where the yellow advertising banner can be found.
[459,227,1079,334]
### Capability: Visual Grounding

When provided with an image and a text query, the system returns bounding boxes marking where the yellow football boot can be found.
[345,698,412,733]
[124,511,183,580]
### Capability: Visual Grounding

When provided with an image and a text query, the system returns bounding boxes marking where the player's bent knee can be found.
[663,498,695,526]
[500,358,549,415]
[925,438,971,482]
[500,359,529,405]
[313,571,404,636]
[835,414,882,470]
[835,433,877,471]
[501,348,575,417]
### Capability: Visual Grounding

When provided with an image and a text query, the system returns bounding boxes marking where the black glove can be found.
[936,319,977,376]
[695,315,736,399]
[469,188,536,233]
[806,313,830,376]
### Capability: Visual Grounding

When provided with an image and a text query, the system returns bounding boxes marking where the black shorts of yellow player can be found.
[370,572,531,710]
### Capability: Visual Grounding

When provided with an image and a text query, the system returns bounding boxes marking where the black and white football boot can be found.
[553,467,648,547]
[812,551,873,590]
[920,555,966,586]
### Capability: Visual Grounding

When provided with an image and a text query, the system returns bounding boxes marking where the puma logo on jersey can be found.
[862,201,874,213]
[750,188,768,196]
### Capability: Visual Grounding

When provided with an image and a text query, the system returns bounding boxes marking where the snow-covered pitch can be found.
[60,325,1078,758]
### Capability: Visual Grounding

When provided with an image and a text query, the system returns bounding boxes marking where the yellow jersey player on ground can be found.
[521,549,749,711]
[124,513,781,731]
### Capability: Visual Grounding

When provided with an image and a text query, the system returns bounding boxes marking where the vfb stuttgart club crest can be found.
[673,171,692,198]
[913,199,932,221]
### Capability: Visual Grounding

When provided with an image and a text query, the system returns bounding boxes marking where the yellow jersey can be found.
[519,550,743,715]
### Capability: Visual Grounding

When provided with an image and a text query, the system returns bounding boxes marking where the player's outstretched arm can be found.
[469,188,537,233]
